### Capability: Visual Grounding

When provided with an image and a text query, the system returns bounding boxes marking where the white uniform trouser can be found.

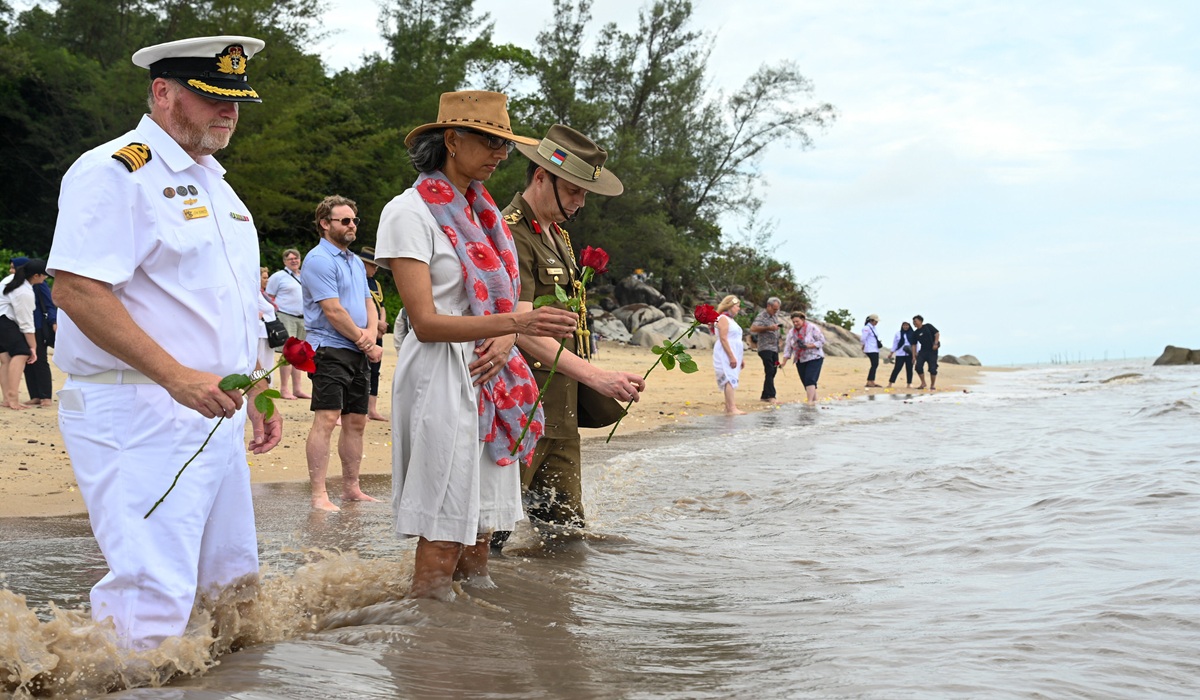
[57,380,259,650]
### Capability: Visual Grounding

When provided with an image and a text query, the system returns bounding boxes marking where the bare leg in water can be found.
[408,538,463,600]
[454,533,496,588]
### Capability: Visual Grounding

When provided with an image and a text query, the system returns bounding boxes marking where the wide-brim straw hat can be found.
[515,124,623,196]
[404,91,539,149]
[356,246,378,267]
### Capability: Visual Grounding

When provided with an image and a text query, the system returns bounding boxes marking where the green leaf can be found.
[675,352,692,363]
[554,285,570,303]
[679,360,699,373]
[651,345,666,355]
[567,297,582,312]
[662,354,676,370]
[533,294,559,308]
[254,392,275,420]
[219,373,253,391]
[261,388,282,399]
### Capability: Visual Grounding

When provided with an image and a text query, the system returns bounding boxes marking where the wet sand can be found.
[0,339,986,518]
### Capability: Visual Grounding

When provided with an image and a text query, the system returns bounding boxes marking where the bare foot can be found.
[368,413,388,422]
[4,402,28,410]
[342,490,379,503]
[725,408,747,415]
[295,391,312,399]
[280,393,297,400]
[22,399,40,406]
[311,496,340,512]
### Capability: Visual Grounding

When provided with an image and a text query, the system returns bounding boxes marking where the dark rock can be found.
[600,296,618,312]
[1153,345,1197,366]
[940,354,961,365]
[614,276,667,307]
[958,354,982,366]
[659,302,684,322]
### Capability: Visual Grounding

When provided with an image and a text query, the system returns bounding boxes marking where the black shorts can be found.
[796,357,823,387]
[916,349,939,376]
[309,346,370,414]
[0,315,31,356]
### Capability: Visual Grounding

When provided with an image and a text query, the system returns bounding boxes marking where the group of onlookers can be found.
[0,257,55,410]
[718,295,829,411]
[861,314,941,390]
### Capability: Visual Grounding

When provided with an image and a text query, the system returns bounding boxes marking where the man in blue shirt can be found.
[302,195,383,511]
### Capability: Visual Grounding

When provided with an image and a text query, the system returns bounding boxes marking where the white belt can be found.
[69,369,156,385]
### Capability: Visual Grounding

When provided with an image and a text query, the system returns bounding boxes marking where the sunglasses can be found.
[327,216,361,227]
[456,128,516,154]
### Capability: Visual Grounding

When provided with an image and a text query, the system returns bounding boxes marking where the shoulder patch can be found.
[503,209,522,225]
[112,142,152,172]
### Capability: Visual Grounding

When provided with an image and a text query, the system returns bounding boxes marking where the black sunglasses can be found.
[456,128,516,154]
[327,216,361,226]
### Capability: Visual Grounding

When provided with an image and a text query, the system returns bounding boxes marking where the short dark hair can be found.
[791,311,806,320]
[524,160,542,188]
[913,314,924,322]
[408,129,449,174]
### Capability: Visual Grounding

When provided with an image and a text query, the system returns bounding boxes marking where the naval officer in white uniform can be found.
[47,35,281,650]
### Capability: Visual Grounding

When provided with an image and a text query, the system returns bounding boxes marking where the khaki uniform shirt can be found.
[504,192,581,439]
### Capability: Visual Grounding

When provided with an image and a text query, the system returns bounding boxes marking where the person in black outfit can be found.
[887,321,916,388]
[12,256,56,406]
[912,315,940,390]
[358,247,389,421]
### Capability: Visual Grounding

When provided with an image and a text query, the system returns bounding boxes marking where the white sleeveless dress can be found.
[712,315,744,389]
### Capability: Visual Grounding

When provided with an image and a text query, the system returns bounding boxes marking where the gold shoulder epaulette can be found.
[503,209,522,225]
[112,143,152,172]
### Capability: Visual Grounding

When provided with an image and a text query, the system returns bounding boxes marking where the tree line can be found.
[0,0,834,311]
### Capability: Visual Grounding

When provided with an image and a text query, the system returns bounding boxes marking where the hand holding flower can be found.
[145,338,316,518]
[605,304,718,443]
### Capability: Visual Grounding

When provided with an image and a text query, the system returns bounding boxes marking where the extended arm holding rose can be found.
[514,299,645,402]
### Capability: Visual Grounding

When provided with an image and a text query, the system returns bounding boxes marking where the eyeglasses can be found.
[456,129,516,154]
[327,216,361,227]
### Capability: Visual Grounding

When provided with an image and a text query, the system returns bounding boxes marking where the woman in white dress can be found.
[712,294,746,415]
[375,91,577,600]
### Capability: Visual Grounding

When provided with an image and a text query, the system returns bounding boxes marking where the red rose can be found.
[693,304,719,325]
[479,209,498,229]
[417,178,455,205]
[282,338,316,373]
[465,241,502,271]
[474,278,489,301]
[579,246,609,274]
[442,225,459,247]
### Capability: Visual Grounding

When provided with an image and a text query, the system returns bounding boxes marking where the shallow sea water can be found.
[3,361,1199,698]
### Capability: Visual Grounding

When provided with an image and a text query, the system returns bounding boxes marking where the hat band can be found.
[444,117,514,134]
[537,138,603,182]
[186,79,260,99]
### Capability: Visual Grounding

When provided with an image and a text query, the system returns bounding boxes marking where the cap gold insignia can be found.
[112,143,152,172]
[215,45,248,75]
[593,164,603,180]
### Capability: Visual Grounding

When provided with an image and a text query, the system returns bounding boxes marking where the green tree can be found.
[824,308,854,330]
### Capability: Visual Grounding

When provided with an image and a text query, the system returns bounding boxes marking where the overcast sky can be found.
[20,0,1195,365]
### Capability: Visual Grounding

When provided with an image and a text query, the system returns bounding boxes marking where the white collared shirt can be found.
[0,276,36,333]
[861,323,884,353]
[47,115,259,376]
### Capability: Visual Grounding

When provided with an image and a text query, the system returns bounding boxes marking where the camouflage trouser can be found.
[522,435,585,528]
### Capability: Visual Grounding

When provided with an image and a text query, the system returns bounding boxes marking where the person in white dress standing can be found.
[374,91,578,600]
[712,294,746,415]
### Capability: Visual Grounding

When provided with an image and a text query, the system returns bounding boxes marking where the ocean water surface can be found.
[2,361,1199,698]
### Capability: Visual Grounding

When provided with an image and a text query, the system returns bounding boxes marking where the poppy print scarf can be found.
[415,171,544,466]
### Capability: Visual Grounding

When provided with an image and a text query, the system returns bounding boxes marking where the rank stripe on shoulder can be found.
[503,209,522,225]
[112,142,152,172]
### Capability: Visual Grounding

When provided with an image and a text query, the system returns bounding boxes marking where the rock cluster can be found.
[1153,345,1200,365]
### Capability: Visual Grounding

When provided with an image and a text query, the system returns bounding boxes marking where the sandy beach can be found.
[0,340,987,519]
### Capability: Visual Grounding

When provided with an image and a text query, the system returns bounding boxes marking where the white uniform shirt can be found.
[0,276,36,333]
[47,115,259,377]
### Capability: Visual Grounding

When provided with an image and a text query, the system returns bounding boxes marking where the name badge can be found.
[546,267,565,275]
[183,206,210,221]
